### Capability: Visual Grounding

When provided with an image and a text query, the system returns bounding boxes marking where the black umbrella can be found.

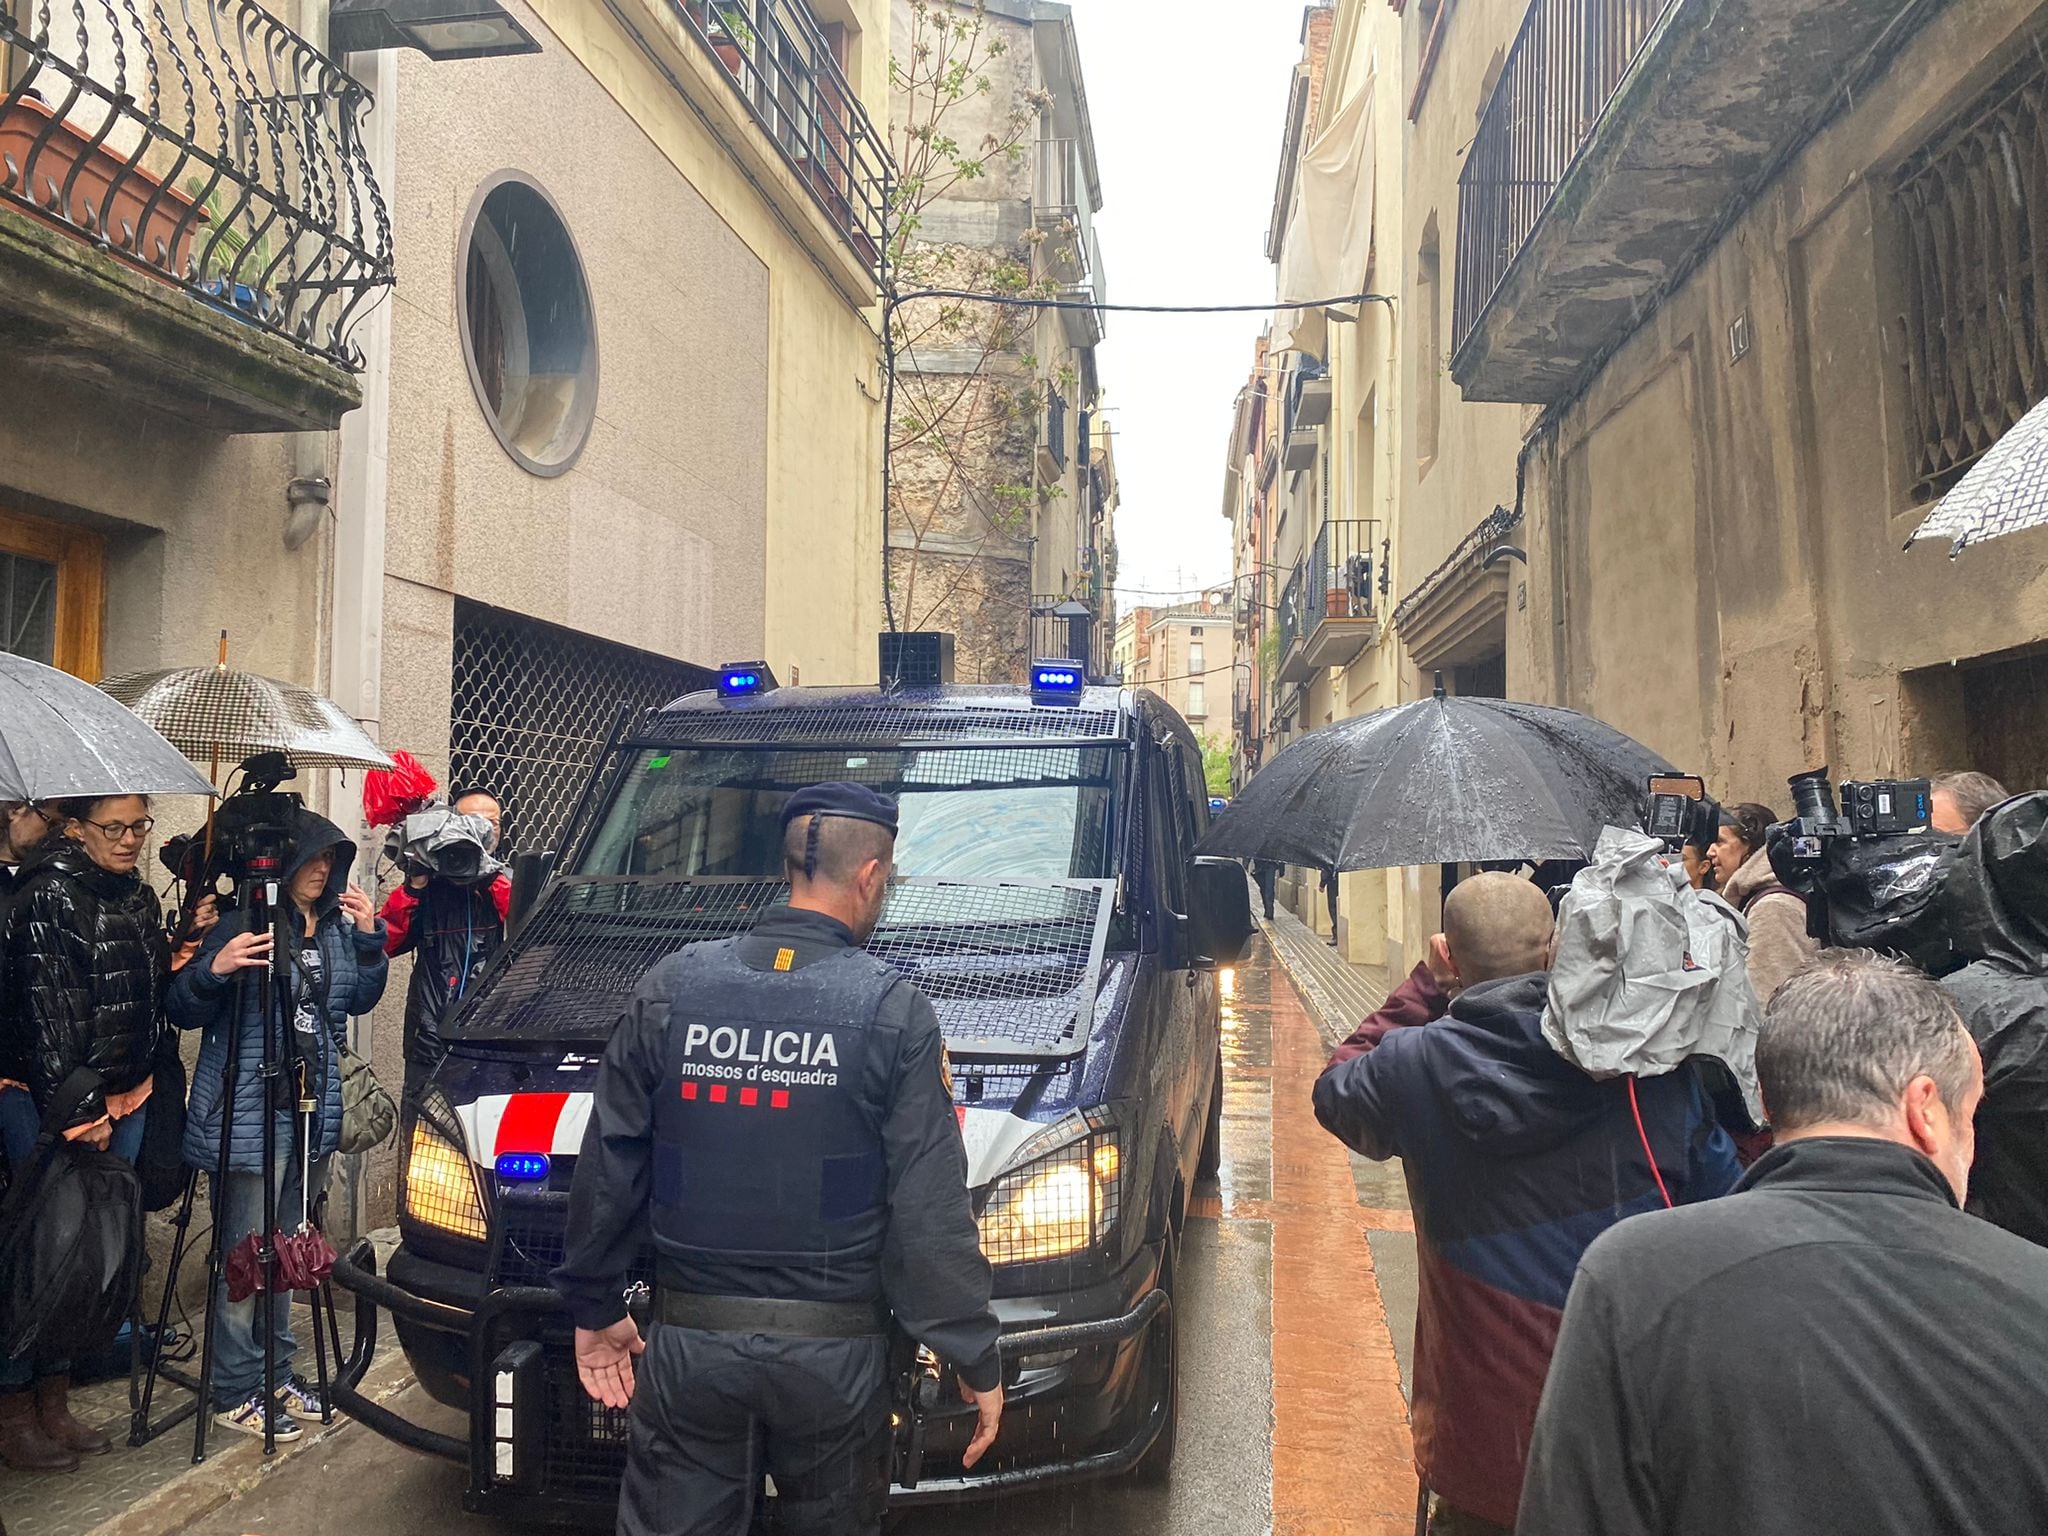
[1199,687,1671,870]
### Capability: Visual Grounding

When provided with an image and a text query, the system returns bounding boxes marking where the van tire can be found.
[1131,1241,1180,1484]
[1195,1046,1224,1181]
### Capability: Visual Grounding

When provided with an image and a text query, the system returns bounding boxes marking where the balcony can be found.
[1275,567,1311,686]
[1060,227,1105,349]
[670,0,891,292]
[1033,137,1088,282]
[1282,359,1326,472]
[1030,594,1097,677]
[0,0,395,431]
[1451,0,1941,403]
[1275,520,1380,684]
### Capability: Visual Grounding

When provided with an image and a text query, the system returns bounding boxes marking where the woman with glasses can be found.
[0,794,171,1470]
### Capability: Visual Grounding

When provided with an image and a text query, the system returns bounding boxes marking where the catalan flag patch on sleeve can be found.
[774,947,796,972]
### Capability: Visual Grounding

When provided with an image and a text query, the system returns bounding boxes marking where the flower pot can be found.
[0,97,207,276]
[1325,589,1351,620]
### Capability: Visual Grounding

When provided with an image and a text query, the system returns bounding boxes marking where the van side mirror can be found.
[1187,857,1255,967]
[508,849,556,938]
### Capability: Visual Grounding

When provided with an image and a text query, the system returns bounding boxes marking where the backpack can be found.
[0,1069,143,1361]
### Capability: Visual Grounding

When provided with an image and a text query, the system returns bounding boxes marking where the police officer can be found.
[553,783,1003,1536]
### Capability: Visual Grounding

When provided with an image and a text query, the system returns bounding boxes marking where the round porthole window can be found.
[458,174,598,477]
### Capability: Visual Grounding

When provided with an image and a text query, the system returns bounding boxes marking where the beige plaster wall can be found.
[383,23,768,672]
[525,0,888,688]
[1524,0,2048,809]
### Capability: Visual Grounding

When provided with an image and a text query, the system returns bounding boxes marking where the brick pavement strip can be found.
[1259,949,1417,1536]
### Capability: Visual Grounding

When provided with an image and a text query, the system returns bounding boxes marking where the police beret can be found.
[782,782,899,835]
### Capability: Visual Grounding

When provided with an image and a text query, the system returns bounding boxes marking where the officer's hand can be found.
[959,1380,1004,1469]
[574,1319,645,1411]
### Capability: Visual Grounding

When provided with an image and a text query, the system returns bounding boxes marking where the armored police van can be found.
[330,659,1254,1522]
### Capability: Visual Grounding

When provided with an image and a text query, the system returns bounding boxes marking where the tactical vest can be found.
[649,938,897,1284]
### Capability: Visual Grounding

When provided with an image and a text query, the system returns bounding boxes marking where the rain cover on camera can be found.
[1818,831,1962,972]
[387,806,507,886]
[1543,827,1764,1123]
[453,875,1117,1064]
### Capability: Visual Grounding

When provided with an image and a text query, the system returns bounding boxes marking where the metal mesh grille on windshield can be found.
[632,700,1125,747]
[454,876,1115,1061]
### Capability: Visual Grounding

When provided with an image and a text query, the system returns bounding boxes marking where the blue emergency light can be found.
[495,1151,551,1183]
[717,661,777,700]
[1030,659,1086,705]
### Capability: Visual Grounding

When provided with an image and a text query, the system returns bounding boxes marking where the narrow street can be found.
[93,925,1418,1536]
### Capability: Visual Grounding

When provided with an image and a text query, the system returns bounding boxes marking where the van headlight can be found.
[403,1105,489,1243]
[977,1114,1121,1266]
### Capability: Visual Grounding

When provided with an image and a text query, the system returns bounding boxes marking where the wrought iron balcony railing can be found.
[1452,0,1676,356]
[1304,518,1381,631]
[676,0,890,274]
[0,0,394,370]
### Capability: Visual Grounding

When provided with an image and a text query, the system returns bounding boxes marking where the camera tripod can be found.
[129,851,341,1461]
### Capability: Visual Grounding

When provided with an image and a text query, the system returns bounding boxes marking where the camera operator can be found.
[1712,801,1819,1005]
[1931,770,2009,835]
[378,788,511,1077]
[1934,792,2048,1248]
[1314,873,1740,1533]
[0,795,171,1468]
[170,808,387,1442]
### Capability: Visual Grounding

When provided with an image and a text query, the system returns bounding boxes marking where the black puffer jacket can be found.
[1,841,170,1124]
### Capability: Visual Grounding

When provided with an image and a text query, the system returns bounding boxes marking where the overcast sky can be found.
[1074,0,1307,610]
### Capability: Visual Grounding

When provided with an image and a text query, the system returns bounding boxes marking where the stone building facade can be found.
[1233,0,2048,973]
[885,0,1114,684]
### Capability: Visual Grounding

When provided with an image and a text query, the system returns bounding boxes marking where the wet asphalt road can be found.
[182,938,1415,1536]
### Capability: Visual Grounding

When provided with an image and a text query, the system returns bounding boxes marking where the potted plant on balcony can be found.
[705,1,754,79]
[184,177,280,327]
[0,96,207,277]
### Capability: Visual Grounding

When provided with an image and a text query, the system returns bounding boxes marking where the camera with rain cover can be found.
[384,802,505,887]
[159,751,303,894]
[1780,767,1932,862]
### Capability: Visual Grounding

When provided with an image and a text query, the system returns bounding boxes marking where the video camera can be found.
[1643,773,1720,853]
[160,752,304,898]
[383,803,504,888]
[1779,766,1932,862]
[1767,766,1957,969]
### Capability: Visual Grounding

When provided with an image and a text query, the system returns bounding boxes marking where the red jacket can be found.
[1325,960,1447,1068]
[379,873,511,955]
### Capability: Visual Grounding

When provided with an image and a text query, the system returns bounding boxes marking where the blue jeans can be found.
[205,1151,330,1410]
[0,1084,147,1389]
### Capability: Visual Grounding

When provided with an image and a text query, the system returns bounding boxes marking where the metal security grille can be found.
[633,696,1125,748]
[452,875,1115,1061]
[1895,54,2048,500]
[450,601,713,856]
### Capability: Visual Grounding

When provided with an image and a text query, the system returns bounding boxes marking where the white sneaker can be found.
[214,1391,303,1442]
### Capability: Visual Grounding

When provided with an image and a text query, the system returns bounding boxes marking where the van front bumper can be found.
[329,1237,1170,1523]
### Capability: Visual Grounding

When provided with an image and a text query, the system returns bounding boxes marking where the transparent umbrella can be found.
[0,652,216,801]
[100,636,392,782]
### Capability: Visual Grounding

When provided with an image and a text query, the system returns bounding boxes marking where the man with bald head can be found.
[1314,873,1739,1535]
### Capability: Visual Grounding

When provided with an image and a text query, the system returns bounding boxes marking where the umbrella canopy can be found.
[1198,692,1671,870]
[1906,393,2048,556]
[99,666,393,776]
[0,654,216,801]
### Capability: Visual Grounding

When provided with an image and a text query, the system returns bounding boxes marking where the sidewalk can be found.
[1,1235,415,1536]
[1259,902,1390,1052]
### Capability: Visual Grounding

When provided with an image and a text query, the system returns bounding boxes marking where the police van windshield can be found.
[581,745,1121,882]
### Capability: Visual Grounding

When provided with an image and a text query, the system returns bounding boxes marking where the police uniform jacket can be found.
[554,905,1003,1392]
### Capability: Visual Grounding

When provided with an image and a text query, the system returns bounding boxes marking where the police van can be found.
[330,659,1254,1521]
